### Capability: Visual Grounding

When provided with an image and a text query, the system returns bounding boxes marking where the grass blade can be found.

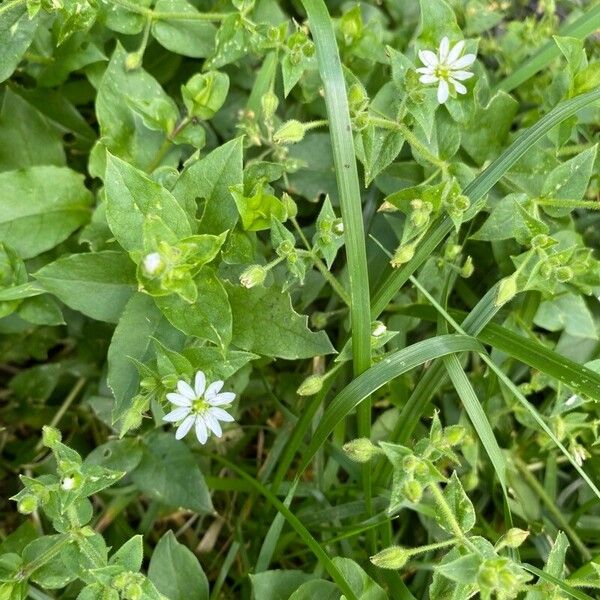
[301,0,373,519]
[496,4,600,93]
[298,334,484,472]
[371,89,600,318]
[522,565,596,600]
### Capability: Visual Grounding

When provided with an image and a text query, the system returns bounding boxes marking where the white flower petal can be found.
[163,407,191,422]
[177,380,197,400]
[450,70,474,81]
[208,392,236,406]
[195,418,208,444]
[194,371,206,397]
[166,393,192,407]
[450,79,467,95]
[438,36,450,61]
[416,66,434,75]
[419,74,438,84]
[205,380,224,400]
[209,406,235,423]
[175,415,195,439]
[451,53,476,69]
[204,412,223,437]
[437,79,449,104]
[418,50,438,67]
[446,40,465,65]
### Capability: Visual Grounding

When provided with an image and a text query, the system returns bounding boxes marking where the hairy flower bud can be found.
[343,438,380,463]
[142,252,164,277]
[297,374,324,396]
[42,426,61,449]
[499,528,530,549]
[370,546,411,570]
[391,244,415,268]
[495,274,518,307]
[239,265,267,289]
[17,494,38,515]
[371,321,387,338]
[402,478,423,503]
[460,256,474,278]
[273,120,306,144]
[261,90,279,120]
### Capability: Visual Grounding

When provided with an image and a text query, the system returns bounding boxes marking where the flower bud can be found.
[443,425,466,446]
[297,374,324,396]
[343,438,379,463]
[460,256,474,278]
[499,528,530,549]
[17,494,38,515]
[348,83,368,113]
[390,244,415,268]
[495,274,518,307]
[311,311,328,329]
[142,252,164,277]
[402,454,418,473]
[182,71,230,120]
[239,265,267,289]
[124,583,142,600]
[61,473,82,491]
[42,426,61,449]
[274,120,306,144]
[371,321,387,338]
[402,478,423,503]
[124,52,142,71]
[555,266,573,282]
[282,193,298,218]
[261,90,279,120]
[531,233,551,249]
[332,218,344,235]
[370,546,410,570]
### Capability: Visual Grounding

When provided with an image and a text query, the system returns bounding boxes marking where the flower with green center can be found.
[416,37,476,104]
[163,371,236,444]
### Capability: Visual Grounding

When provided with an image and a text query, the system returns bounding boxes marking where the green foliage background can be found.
[1,0,600,598]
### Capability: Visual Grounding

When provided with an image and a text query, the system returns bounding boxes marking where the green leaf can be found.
[151,0,216,58]
[156,267,231,348]
[172,138,243,234]
[148,531,209,600]
[108,292,183,420]
[105,153,192,253]
[418,0,461,46]
[332,557,387,600]
[249,571,316,600]
[109,536,143,573]
[0,89,65,171]
[0,3,38,83]
[437,472,476,534]
[231,184,286,232]
[92,43,170,174]
[288,580,339,600]
[227,283,335,359]
[34,251,136,323]
[540,146,598,217]
[435,553,481,585]
[0,165,92,258]
[132,431,213,514]
[357,124,404,186]
[534,293,598,339]
[461,92,518,165]
[22,535,76,590]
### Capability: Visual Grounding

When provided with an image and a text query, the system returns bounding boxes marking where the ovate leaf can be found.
[172,138,244,234]
[132,432,213,513]
[436,472,476,534]
[108,292,184,419]
[151,0,216,58]
[0,4,38,83]
[149,531,209,600]
[105,153,192,253]
[0,166,92,258]
[227,284,335,359]
[34,251,136,323]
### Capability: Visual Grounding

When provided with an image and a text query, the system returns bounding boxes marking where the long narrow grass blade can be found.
[298,335,483,472]
[301,0,374,518]
[371,89,600,318]
[522,566,595,600]
[496,4,600,93]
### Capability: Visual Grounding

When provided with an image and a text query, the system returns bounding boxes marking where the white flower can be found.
[61,477,75,491]
[416,36,476,104]
[142,252,163,276]
[163,371,236,444]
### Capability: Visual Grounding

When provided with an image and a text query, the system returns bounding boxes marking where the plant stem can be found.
[109,0,230,21]
[368,116,447,170]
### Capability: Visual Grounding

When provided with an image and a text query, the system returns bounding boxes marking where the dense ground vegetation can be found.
[1,0,600,598]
